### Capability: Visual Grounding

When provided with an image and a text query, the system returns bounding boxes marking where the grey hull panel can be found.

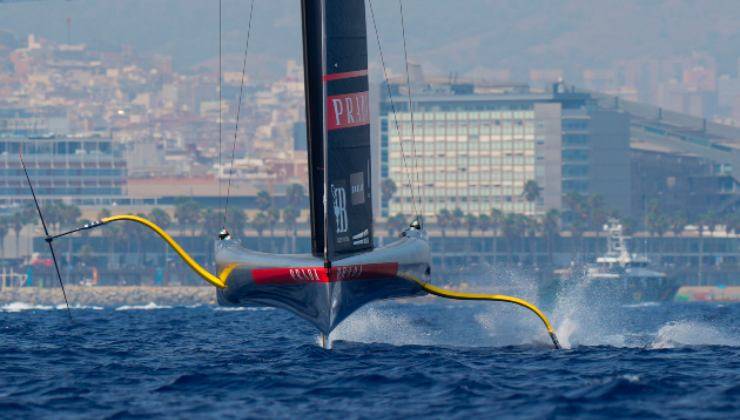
[215,232,431,334]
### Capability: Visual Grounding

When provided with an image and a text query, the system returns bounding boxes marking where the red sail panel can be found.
[326,91,370,131]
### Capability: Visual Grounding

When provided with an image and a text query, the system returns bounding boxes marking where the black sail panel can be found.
[325,0,373,258]
[302,0,373,260]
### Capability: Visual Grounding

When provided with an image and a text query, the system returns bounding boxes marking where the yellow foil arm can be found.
[101,214,229,289]
[406,276,561,349]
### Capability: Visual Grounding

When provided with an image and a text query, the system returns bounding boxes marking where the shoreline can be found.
[0,286,217,307]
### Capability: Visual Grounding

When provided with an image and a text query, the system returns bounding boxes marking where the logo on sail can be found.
[326,91,370,130]
[350,171,365,205]
[331,184,348,234]
[352,229,369,246]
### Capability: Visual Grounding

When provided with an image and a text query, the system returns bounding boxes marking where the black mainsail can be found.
[302,0,374,262]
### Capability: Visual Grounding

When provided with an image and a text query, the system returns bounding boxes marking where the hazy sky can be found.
[1,0,739,81]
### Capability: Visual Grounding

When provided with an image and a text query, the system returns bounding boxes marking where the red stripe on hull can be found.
[252,263,399,285]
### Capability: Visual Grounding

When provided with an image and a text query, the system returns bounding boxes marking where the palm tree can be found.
[463,213,478,262]
[59,203,81,230]
[282,206,300,252]
[436,209,451,268]
[542,209,560,266]
[381,178,398,216]
[267,207,280,252]
[256,190,272,212]
[0,216,9,258]
[669,211,687,237]
[525,215,541,266]
[386,213,408,238]
[452,208,464,236]
[698,210,719,284]
[521,180,542,212]
[564,192,588,261]
[10,203,36,257]
[226,209,247,239]
[149,208,172,231]
[251,212,270,251]
[646,199,669,253]
[201,209,222,238]
[490,208,503,262]
[285,184,306,209]
[175,199,202,237]
[149,207,172,266]
[501,213,526,264]
[477,214,491,263]
[134,212,149,265]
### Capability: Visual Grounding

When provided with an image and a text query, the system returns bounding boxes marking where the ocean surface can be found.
[1,290,739,418]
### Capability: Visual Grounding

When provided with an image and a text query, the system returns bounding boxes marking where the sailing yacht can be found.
[17,0,560,348]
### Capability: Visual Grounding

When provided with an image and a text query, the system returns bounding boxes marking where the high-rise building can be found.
[0,134,127,206]
[378,81,631,218]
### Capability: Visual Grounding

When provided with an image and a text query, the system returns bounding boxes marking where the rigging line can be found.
[218,0,223,226]
[398,0,423,221]
[367,0,419,220]
[224,0,255,223]
[18,141,72,318]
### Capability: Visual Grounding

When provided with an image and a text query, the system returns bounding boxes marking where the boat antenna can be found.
[224,0,255,227]
[367,0,420,220]
[398,0,424,224]
[18,139,72,319]
[217,0,223,227]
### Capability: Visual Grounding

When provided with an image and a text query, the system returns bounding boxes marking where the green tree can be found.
[285,184,306,209]
[542,209,560,266]
[201,208,222,238]
[226,209,247,238]
[267,207,280,252]
[96,208,125,268]
[452,208,464,236]
[476,214,492,264]
[501,213,527,264]
[256,190,272,212]
[282,206,300,252]
[59,203,81,230]
[436,208,451,268]
[175,200,202,237]
[564,192,590,260]
[0,216,9,258]
[525,215,541,266]
[464,213,478,262]
[149,208,172,230]
[381,178,398,215]
[11,203,36,258]
[587,194,608,234]
[669,211,687,237]
[251,211,270,251]
[521,180,542,209]
[386,213,408,238]
[149,207,172,266]
[490,208,503,262]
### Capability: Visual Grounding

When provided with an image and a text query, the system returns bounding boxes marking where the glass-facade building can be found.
[379,83,631,218]
[0,135,127,206]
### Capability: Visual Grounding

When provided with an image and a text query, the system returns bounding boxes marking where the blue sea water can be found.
[0,296,738,419]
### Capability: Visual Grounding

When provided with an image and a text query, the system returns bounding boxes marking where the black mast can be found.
[300,0,326,259]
